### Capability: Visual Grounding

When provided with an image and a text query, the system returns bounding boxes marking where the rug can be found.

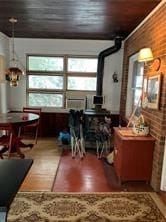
[7,192,166,222]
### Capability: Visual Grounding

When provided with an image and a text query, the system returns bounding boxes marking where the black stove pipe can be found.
[96,37,122,96]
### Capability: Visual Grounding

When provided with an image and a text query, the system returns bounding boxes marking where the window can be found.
[27,55,97,108]
[67,57,97,72]
[67,57,97,91]
[28,56,63,71]
[28,75,64,89]
[67,77,96,90]
[132,61,144,108]
[126,53,144,118]
[28,93,63,107]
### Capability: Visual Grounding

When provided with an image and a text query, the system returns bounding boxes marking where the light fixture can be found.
[5,18,24,87]
[138,47,161,71]
[112,72,118,82]
[138,47,154,62]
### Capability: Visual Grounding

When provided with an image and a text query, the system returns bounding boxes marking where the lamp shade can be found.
[138,48,154,62]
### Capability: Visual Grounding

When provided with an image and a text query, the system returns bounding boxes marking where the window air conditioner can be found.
[66,98,86,110]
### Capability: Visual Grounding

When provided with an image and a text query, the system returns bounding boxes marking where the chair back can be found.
[23,107,41,122]
[21,107,42,144]
[23,107,42,115]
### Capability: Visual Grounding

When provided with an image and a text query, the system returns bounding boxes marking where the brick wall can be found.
[120,3,166,191]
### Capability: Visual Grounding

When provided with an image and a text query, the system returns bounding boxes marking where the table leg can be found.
[16,139,34,149]
[8,136,33,158]
[11,124,34,152]
[6,125,33,158]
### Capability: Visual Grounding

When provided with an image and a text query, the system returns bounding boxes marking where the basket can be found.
[132,125,149,136]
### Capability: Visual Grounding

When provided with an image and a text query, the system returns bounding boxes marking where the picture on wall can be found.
[147,74,161,109]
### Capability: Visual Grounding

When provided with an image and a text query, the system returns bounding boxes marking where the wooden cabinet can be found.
[113,127,155,183]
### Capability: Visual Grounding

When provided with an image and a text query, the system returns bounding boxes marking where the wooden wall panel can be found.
[40,112,69,137]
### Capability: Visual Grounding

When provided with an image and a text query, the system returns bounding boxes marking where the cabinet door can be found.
[121,139,154,181]
[113,128,155,182]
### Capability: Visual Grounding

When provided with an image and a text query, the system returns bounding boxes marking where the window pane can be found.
[28,56,64,71]
[135,75,143,88]
[134,89,142,106]
[28,93,63,107]
[67,77,96,90]
[28,75,63,89]
[137,63,144,76]
[68,58,97,72]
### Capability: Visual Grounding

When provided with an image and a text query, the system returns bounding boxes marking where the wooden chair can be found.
[19,107,42,144]
[0,124,24,159]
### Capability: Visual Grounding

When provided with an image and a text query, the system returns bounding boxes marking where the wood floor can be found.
[52,148,153,192]
[20,137,62,191]
[53,149,114,192]
[18,138,166,205]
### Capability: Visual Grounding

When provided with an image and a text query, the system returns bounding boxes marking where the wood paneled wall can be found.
[40,112,69,137]
[40,112,119,137]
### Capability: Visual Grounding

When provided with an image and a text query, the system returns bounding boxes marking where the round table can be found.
[0,112,39,127]
[0,112,39,158]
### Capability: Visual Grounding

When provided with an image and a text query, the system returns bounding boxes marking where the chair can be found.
[95,116,112,159]
[69,110,85,159]
[0,123,24,159]
[19,107,42,144]
[96,135,110,159]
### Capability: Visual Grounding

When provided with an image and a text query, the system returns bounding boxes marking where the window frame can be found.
[27,55,65,73]
[66,56,97,77]
[125,53,144,118]
[26,54,97,108]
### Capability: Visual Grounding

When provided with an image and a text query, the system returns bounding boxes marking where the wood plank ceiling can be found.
[0,0,162,40]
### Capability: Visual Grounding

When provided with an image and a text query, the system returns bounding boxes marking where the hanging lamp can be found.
[5,18,24,87]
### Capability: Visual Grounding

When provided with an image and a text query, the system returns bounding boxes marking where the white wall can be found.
[103,46,124,113]
[0,32,9,113]
[9,38,124,113]
[0,32,9,60]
